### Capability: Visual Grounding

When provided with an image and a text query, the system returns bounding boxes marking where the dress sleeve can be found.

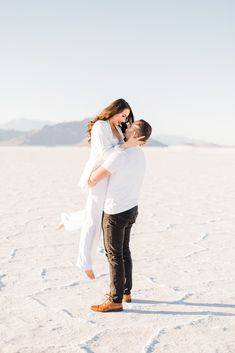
[91,121,118,159]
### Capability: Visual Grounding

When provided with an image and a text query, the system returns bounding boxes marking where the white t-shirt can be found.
[102,147,146,214]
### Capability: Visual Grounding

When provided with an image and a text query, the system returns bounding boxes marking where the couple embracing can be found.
[58,98,152,312]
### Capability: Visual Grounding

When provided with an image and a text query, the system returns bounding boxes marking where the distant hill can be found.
[154,134,218,147]
[145,139,167,147]
[0,119,90,146]
[0,118,53,132]
[0,129,26,142]
[0,118,218,147]
[0,118,163,146]
[22,120,90,146]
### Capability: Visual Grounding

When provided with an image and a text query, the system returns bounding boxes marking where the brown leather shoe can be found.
[123,293,132,303]
[91,299,123,312]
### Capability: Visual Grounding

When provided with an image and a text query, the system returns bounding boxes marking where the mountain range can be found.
[0,118,53,132]
[0,118,218,147]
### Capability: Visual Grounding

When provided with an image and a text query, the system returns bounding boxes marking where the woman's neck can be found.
[108,120,123,140]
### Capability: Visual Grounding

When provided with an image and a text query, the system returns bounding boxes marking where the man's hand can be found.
[88,174,97,187]
[88,167,111,187]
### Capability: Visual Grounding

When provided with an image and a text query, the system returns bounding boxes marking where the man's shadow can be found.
[124,299,235,316]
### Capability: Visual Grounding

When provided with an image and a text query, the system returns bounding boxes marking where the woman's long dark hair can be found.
[87,98,134,143]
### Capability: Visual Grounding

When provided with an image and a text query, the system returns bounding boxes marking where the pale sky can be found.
[0,0,234,144]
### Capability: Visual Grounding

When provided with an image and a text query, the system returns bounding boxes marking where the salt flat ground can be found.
[0,146,235,353]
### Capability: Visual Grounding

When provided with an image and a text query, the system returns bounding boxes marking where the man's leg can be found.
[90,206,138,312]
[123,224,132,295]
[103,212,125,303]
[123,206,138,295]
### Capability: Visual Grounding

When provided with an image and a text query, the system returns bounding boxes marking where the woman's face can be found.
[109,108,130,126]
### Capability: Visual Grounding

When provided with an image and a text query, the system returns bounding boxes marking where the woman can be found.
[58,99,144,279]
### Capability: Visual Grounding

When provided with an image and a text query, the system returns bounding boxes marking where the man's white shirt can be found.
[102,147,146,215]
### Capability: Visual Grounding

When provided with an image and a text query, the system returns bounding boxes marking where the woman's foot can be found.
[55,223,64,231]
[85,269,95,280]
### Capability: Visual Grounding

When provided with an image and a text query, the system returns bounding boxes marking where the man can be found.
[88,120,152,312]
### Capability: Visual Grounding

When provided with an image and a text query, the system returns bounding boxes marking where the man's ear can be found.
[132,131,138,138]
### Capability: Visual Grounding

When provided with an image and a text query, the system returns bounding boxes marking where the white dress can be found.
[61,120,124,270]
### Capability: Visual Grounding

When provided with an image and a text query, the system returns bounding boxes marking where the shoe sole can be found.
[91,308,123,312]
[107,308,123,312]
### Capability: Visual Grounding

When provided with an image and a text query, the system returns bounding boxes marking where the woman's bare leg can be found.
[55,223,64,231]
[85,269,95,280]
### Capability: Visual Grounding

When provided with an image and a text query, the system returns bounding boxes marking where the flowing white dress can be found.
[61,120,124,270]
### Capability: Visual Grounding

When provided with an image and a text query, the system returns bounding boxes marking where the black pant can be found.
[102,206,138,303]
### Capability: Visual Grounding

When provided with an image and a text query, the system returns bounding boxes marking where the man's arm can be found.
[88,167,111,187]
[88,149,125,187]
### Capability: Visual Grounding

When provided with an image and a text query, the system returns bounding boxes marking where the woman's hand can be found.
[121,136,146,149]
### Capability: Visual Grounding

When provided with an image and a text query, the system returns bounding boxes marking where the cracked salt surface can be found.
[1,147,235,353]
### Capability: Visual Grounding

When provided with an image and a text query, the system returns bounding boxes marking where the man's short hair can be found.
[134,120,152,141]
